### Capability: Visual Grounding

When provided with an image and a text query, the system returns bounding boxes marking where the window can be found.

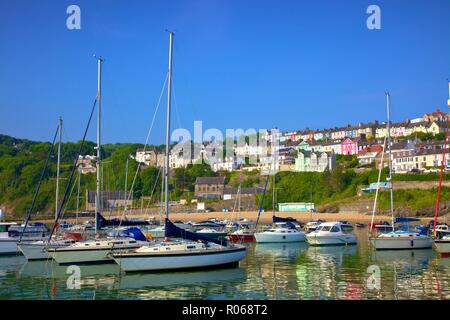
[330,226,340,232]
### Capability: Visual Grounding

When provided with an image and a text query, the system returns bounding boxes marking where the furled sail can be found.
[96,212,150,229]
[272,216,298,223]
[164,218,227,246]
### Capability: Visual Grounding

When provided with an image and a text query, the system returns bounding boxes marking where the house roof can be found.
[195,176,226,185]
[391,139,418,151]
[416,148,450,156]
[284,140,301,147]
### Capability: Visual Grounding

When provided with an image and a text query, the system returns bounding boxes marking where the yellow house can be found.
[425,121,441,136]
[415,149,448,169]
[405,121,428,136]
[375,126,394,139]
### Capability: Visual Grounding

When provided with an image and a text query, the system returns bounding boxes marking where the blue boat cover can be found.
[398,224,429,235]
[273,216,297,223]
[164,218,227,246]
[110,227,148,241]
[395,217,420,223]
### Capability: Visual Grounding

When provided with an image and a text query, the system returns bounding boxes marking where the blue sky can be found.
[0,0,449,144]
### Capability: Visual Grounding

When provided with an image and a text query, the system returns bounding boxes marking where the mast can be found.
[369,135,387,233]
[164,32,174,222]
[95,56,103,232]
[160,160,165,225]
[386,92,395,231]
[55,116,62,221]
[124,157,129,211]
[272,158,276,217]
[76,170,80,225]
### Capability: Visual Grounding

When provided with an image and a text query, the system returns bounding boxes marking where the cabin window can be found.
[187,245,196,249]
[320,226,332,232]
[166,247,171,250]
[0,225,9,232]
[330,226,340,233]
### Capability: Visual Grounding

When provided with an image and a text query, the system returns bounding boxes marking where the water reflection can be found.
[117,267,247,299]
[0,235,450,299]
[296,245,361,299]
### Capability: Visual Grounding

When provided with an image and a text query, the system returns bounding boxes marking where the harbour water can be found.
[0,229,449,300]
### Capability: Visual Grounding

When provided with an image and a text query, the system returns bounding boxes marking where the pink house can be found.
[340,138,358,155]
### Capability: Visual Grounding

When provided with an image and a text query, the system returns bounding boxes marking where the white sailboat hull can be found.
[370,236,433,250]
[114,247,246,272]
[50,248,113,264]
[18,243,50,260]
[18,241,73,260]
[0,236,49,255]
[0,239,19,255]
[255,232,306,243]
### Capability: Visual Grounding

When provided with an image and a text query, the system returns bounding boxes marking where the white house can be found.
[211,156,245,172]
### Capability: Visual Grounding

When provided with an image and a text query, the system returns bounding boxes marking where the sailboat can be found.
[1,123,64,256]
[370,92,432,250]
[112,32,246,272]
[48,57,147,265]
[18,117,80,260]
[254,158,306,243]
[227,185,256,242]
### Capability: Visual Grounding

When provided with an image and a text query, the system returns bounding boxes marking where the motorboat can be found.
[433,235,450,257]
[255,222,306,243]
[227,227,255,242]
[434,224,450,238]
[304,219,325,232]
[368,221,392,232]
[0,222,50,255]
[306,221,357,246]
[191,220,223,229]
[146,221,193,238]
[195,228,228,241]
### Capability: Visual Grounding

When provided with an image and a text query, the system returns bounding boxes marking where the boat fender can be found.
[410,240,414,247]
[145,232,153,240]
